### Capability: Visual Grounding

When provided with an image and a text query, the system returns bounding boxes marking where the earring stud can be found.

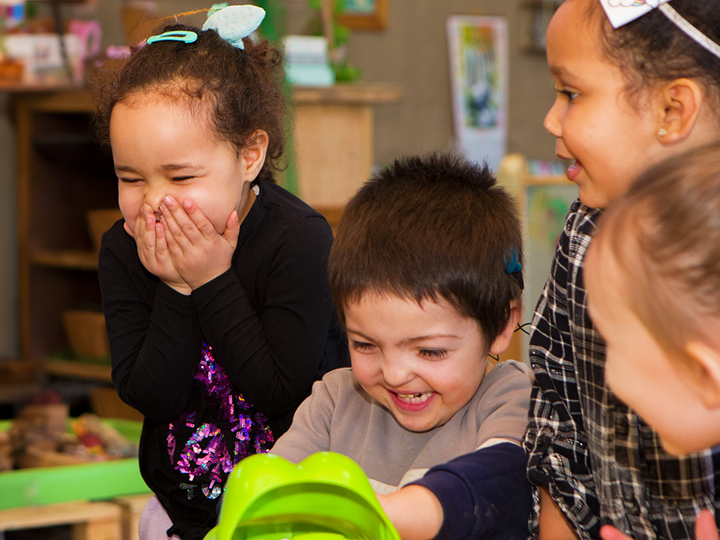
[658,127,668,137]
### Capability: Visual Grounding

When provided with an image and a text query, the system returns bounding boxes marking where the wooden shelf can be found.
[31,249,98,270]
[44,359,112,382]
[0,383,42,404]
[292,82,403,105]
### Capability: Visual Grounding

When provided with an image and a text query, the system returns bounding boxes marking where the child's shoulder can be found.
[99,217,134,258]
[319,367,355,390]
[249,182,332,242]
[260,182,326,223]
[316,368,371,404]
[468,360,533,442]
[480,360,533,396]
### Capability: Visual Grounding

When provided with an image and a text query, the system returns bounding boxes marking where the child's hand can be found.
[125,204,191,294]
[376,486,443,540]
[601,511,719,540]
[158,196,240,290]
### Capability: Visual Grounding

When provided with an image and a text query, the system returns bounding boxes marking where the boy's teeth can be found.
[395,392,432,404]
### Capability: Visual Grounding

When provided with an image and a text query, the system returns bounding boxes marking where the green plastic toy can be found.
[204,452,401,540]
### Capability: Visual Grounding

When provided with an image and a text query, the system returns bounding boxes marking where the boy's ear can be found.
[242,130,269,182]
[657,78,703,144]
[489,301,521,357]
[683,341,720,409]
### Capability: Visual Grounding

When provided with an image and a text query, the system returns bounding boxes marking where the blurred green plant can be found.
[307,0,361,82]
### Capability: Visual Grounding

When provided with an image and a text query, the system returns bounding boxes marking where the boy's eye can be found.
[351,341,376,353]
[419,348,447,359]
[118,177,142,184]
[172,176,194,182]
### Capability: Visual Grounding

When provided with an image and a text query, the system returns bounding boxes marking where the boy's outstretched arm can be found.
[377,486,444,540]
[379,442,532,540]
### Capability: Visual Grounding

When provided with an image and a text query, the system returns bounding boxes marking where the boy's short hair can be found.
[328,153,523,348]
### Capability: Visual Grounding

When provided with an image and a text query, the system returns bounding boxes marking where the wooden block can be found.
[113,494,152,540]
[0,500,122,540]
[74,516,122,540]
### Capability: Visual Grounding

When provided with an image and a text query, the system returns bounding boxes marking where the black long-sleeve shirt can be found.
[99,181,349,540]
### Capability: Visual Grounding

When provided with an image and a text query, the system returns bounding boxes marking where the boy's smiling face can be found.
[344,293,490,433]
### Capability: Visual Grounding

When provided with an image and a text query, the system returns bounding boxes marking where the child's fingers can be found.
[153,220,172,260]
[600,525,632,540]
[126,204,151,239]
[139,211,158,254]
[182,198,218,240]
[695,510,720,540]
[159,212,184,259]
[160,196,201,246]
[222,210,240,249]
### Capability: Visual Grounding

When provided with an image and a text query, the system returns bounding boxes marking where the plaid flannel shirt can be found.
[523,200,720,540]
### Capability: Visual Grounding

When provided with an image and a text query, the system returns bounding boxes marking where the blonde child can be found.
[271,153,534,540]
[91,6,348,539]
[585,141,720,540]
[523,1,720,539]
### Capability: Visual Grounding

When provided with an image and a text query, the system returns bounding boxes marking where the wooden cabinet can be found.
[11,90,117,384]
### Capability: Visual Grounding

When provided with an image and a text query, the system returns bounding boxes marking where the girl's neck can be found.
[237,182,258,224]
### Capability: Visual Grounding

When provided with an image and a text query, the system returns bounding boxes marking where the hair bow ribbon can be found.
[598,0,720,59]
[202,4,266,49]
[599,0,671,29]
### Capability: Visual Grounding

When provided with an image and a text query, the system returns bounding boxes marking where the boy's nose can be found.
[381,355,413,388]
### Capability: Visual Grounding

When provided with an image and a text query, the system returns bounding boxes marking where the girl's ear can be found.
[683,341,720,409]
[489,301,521,356]
[657,78,704,144]
[242,130,269,182]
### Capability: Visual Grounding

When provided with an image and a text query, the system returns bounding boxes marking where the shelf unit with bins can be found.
[12,90,117,384]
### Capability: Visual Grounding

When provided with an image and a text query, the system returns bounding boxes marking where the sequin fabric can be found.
[167,344,274,500]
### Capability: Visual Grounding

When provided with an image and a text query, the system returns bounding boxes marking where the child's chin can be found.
[395,414,448,434]
[659,434,701,457]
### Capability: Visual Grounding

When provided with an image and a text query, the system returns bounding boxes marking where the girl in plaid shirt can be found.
[524,1,720,539]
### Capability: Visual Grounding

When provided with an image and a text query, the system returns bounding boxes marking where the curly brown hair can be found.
[90,23,287,183]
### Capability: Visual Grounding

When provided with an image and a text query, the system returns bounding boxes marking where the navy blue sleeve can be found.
[410,442,532,540]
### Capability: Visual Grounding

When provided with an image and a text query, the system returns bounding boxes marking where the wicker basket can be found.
[62,310,110,359]
[87,209,123,253]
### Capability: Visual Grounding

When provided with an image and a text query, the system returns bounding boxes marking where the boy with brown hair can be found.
[272,153,533,540]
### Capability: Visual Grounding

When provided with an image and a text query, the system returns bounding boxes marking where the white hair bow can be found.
[599,0,670,29]
[598,0,720,59]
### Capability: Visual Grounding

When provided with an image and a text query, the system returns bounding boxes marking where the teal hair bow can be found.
[202,4,266,50]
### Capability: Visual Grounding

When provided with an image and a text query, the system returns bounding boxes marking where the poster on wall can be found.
[446,16,508,171]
